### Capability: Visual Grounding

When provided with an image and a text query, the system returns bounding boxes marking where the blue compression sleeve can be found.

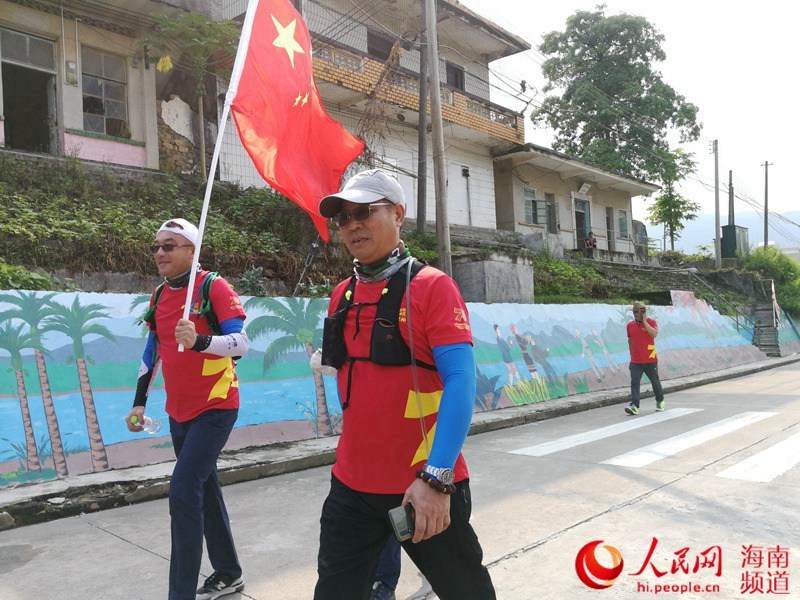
[427,342,476,469]
[219,317,244,335]
[133,331,157,407]
[141,330,157,369]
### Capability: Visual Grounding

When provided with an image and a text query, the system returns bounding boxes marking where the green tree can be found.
[743,247,800,315]
[647,149,699,251]
[143,13,239,179]
[45,298,115,472]
[0,292,69,477]
[245,297,333,437]
[0,322,41,472]
[532,6,701,181]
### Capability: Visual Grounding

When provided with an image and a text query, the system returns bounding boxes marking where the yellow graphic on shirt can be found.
[202,357,239,401]
[405,389,442,466]
[648,344,657,359]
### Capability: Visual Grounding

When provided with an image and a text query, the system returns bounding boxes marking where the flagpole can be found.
[178,0,261,351]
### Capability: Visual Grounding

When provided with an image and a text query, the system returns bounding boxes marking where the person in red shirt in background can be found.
[625,301,665,416]
[125,218,248,600]
[314,169,495,600]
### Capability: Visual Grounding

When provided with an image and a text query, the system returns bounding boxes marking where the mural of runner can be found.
[0,289,792,487]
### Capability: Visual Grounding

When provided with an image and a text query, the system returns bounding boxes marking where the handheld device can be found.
[388,504,415,542]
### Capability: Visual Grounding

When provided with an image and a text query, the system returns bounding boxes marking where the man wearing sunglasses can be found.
[125,218,249,600]
[625,301,665,415]
[314,169,495,599]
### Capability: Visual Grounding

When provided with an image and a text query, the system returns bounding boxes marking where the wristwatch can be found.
[422,464,455,485]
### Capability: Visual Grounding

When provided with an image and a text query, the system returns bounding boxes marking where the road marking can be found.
[718,430,800,483]
[509,408,702,457]
[602,412,776,468]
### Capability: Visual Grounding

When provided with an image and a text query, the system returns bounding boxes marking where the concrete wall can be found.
[0,0,159,168]
[453,254,534,303]
[494,160,639,255]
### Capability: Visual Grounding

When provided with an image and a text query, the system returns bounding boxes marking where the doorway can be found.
[2,62,56,153]
[606,207,616,253]
[574,198,590,249]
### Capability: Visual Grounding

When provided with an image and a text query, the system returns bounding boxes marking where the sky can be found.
[458,0,800,250]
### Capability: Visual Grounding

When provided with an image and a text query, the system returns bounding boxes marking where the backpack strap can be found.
[198,271,222,335]
[140,281,167,333]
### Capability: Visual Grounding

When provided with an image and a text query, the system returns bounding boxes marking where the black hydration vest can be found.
[321,260,436,408]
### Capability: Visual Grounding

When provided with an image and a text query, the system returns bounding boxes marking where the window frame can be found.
[617,209,630,239]
[81,45,129,138]
[366,29,394,61]
[445,61,465,91]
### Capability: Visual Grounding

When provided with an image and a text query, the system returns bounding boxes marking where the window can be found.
[81,46,129,138]
[618,210,629,239]
[523,186,536,224]
[367,30,393,61]
[524,187,551,226]
[445,62,465,91]
[545,192,558,234]
[0,28,55,71]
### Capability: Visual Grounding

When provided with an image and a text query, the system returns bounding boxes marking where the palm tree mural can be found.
[130,294,151,337]
[0,322,41,472]
[245,297,333,437]
[45,297,115,472]
[0,292,68,477]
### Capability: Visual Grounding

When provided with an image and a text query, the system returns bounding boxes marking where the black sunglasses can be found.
[150,243,193,254]
[333,202,393,227]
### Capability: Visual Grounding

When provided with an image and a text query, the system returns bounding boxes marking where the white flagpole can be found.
[178,0,262,351]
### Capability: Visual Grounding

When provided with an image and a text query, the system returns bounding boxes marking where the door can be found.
[2,63,53,153]
[606,207,616,253]
[574,199,590,249]
[0,28,57,154]
[575,210,587,249]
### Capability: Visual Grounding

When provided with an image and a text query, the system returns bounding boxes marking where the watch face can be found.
[439,469,455,485]
[426,466,455,485]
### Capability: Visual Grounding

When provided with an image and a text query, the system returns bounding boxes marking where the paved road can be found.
[2,363,800,600]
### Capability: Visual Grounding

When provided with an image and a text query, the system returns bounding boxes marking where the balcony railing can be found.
[313,41,519,139]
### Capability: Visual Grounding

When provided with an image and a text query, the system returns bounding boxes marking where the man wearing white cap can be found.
[125,218,249,600]
[314,170,495,599]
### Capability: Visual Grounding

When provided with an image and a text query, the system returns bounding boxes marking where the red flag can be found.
[230,0,365,241]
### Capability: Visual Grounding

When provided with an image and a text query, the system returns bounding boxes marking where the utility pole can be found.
[424,0,452,275]
[762,161,774,249]
[416,23,428,235]
[728,170,734,226]
[713,139,721,269]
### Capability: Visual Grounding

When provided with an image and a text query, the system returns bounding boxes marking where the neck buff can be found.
[166,268,192,289]
[353,242,412,283]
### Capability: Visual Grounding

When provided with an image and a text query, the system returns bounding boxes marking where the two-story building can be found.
[213,0,530,230]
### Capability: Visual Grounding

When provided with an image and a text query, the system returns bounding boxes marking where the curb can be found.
[1,356,797,530]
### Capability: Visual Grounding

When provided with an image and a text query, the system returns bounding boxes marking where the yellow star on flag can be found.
[271,15,305,69]
[648,344,657,359]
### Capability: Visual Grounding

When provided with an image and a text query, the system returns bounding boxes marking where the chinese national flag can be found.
[230,0,365,241]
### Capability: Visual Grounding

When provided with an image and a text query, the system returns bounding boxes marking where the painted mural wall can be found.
[0,289,785,488]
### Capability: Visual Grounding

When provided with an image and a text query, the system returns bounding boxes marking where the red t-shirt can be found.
[627,318,658,364]
[329,266,473,494]
[151,271,246,422]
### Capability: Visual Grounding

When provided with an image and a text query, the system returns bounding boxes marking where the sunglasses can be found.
[150,243,193,254]
[634,308,647,313]
[333,202,393,227]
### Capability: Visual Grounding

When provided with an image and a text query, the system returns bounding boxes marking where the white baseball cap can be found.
[156,218,199,246]
[319,169,405,218]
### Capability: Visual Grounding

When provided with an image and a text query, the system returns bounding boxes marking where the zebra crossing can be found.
[507,406,800,484]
